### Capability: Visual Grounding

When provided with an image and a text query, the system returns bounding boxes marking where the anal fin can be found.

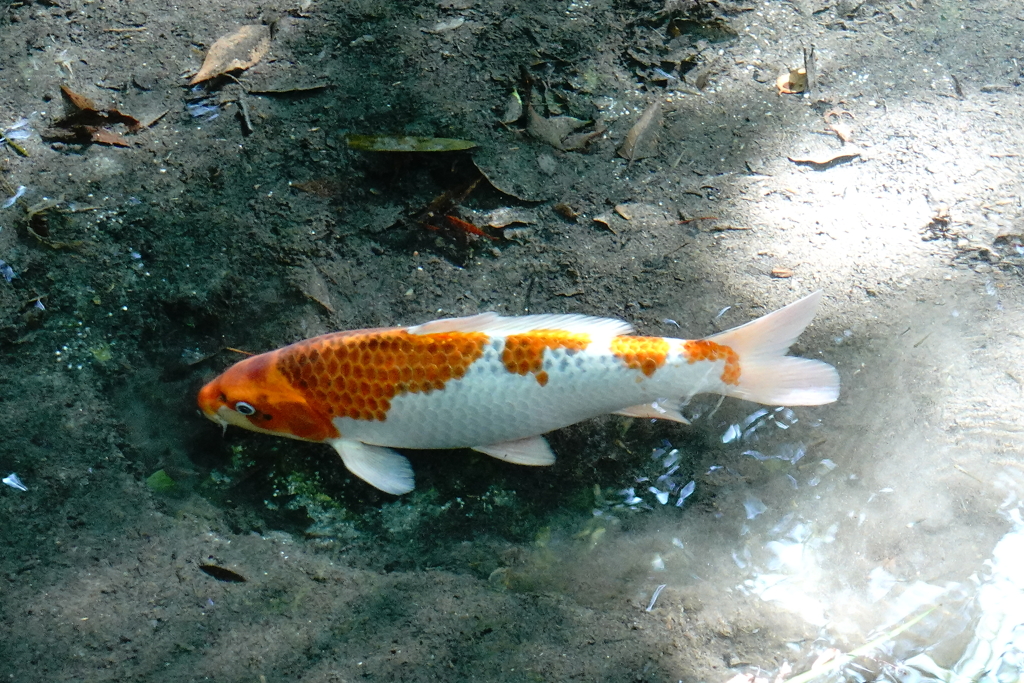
[614,400,690,424]
[330,438,415,495]
[472,436,556,466]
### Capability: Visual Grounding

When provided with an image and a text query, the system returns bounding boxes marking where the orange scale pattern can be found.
[277,330,489,421]
[501,331,592,386]
[610,336,670,377]
[683,339,741,385]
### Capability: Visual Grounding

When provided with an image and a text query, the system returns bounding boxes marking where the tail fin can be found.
[706,291,839,406]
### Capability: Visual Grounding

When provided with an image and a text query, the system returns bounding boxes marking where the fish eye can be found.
[235,401,256,416]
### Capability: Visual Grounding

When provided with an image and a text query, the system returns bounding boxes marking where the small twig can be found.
[952,462,984,484]
[950,74,964,99]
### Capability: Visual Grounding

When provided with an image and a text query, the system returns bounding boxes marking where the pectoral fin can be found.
[614,400,690,424]
[472,436,555,466]
[329,438,415,495]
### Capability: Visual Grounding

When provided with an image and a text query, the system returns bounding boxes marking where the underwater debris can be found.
[648,486,670,505]
[743,495,767,519]
[346,135,477,152]
[1,118,31,156]
[777,66,807,95]
[2,473,28,491]
[618,98,663,163]
[2,185,27,209]
[145,469,176,493]
[190,25,271,85]
[526,105,602,151]
[824,107,856,142]
[198,563,247,583]
[426,214,497,241]
[787,147,862,168]
[646,583,668,612]
[499,89,523,125]
[42,86,144,147]
[0,259,16,283]
[552,202,579,221]
[724,406,801,445]
[676,480,695,506]
[410,176,496,241]
[421,17,465,33]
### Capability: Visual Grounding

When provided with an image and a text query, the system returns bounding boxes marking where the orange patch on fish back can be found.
[501,331,591,385]
[277,330,488,421]
[611,336,670,377]
[683,340,741,385]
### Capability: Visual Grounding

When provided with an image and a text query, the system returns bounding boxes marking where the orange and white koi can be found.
[197,291,839,495]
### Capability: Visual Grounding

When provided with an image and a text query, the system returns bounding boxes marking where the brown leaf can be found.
[617,99,663,163]
[592,214,617,235]
[823,108,855,142]
[60,85,98,111]
[560,126,605,151]
[771,267,794,278]
[526,105,589,150]
[826,121,855,143]
[57,85,144,132]
[553,203,579,220]
[190,25,271,85]
[776,67,807,94]
[89,128,131,147]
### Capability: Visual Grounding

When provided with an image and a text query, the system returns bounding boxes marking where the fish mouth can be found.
[211,405,253,432]
[196,404,230,434]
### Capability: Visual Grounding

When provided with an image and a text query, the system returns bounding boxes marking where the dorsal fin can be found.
[408,312,633,336]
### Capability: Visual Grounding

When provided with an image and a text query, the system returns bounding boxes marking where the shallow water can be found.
[3,0,1024,680]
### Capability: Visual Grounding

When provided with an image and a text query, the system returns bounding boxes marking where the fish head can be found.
[197,352,339,442]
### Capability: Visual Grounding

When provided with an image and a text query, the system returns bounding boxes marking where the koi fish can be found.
[197,291,839,495]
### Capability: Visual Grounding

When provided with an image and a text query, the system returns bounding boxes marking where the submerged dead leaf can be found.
[190,25,272,85]
[291,264,335,313]
[788,147,862,168]
[771,267,794,278]
[60,86,97,111]
[824,108,856,142]
[826,121,855,142]
[526,105,598,151]
[89,128,131,147]
[553,203,579,220]
[289,177,347,199]
[41,85,144,146]
[482,207,535,228]
[198,564,247,583]
[592,214,616,234]
[617,98,663,163]
[776,67,807,94]
[499,89,523,125]
[347,135,477,152]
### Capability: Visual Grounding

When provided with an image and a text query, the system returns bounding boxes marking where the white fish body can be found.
[198,291,839,495]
